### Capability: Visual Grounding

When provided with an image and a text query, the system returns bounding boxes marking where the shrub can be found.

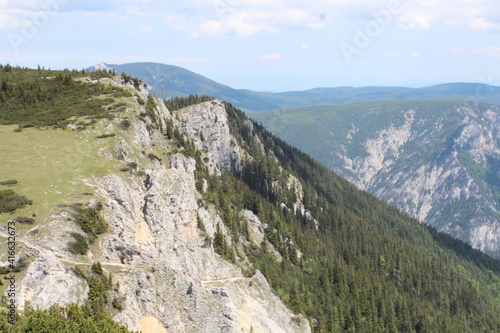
[119,119,130,130]
[68,233,89,255]
[196,214,206,232]
[0,189,32,213]
[95,133,116,139]
[0,179,17,186]
[71,203,108,242]
[11,216,35,225]
[112,298,124,311]
[147,153,161,162]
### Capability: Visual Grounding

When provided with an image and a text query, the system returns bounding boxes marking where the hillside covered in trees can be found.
[1,66,500,332]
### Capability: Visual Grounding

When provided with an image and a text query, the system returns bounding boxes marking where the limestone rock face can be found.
[335,104,500,257]
[18,254,88,310]
[176,100,242,175]
[10,78,309,333]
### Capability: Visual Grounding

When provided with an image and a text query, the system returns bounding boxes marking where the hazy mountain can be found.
[251,100,500,258]
[90,62,500,111]
[90,62,278,111]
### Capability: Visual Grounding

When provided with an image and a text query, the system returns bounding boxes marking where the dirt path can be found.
[200,276,247,284]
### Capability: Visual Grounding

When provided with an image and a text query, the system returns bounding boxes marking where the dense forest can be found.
[1,66,500,332]
[189,101,500,332]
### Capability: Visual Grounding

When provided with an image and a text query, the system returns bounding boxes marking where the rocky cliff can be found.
[1,77,309,332]
[341,103,499,257]
[252,100,500,258]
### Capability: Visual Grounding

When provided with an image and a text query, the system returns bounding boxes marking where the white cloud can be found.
[141,25,153,33]
[261,53,282,60]
[469,18,500,31]
[473,47,500,58]
[195,9,312,38]
[187,0,500,36]
[398,13,436,30]
[3,0,500,38]
[396,0,500,32]
[384,51,401,57]
[125,5,147,17]
[300,42,309,49]
[411,51,420,57]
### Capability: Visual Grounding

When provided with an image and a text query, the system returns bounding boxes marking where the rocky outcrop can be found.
[336,103,500,257]
[18,254,88,310]
[10,79,309,332]
[176,100,242,174]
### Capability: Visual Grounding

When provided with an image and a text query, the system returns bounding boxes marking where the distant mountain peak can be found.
[92,62,113,72]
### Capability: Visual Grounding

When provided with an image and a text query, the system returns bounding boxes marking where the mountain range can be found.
[92,62,500,111]
[251,100,500,258]
[2,65,500,332]
[92,62,500,259]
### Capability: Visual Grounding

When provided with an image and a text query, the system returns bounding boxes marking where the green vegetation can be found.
[0,67,137,332]
[1,261,133,332]
[186,99,500,332]
[70,203,108,241]
[0,66,139,252]
[164,94,214,111]
[119,119,131,130]
[0,303,134,333]
[10,216,35,225]
[250,100,500,258]
[121,72,143,90]
[0,180,18,186]
[95,133,116,139]
[213,224,235,261]
[0,65,130,128]
[67,203,107,254]
[196,214,206,232]
[0,189,32,213]
[2,67,500,332]
[68,233,90,255]
[0,263,130,333]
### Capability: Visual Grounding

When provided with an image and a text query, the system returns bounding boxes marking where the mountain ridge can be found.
[90,62,500,110]
[2,66,500,332]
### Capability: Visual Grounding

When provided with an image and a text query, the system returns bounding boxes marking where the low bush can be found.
[95,133,116,139]
[0,189,32,213]
[11,216,35,225]
[119,119,130,129]
[71,203,108,242]
[0,179,17,186]
[68,233,89,255]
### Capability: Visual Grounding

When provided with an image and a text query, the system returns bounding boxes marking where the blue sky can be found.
[1,0,500,91]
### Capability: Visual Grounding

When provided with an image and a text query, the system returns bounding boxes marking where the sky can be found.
[1,0,500,91]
